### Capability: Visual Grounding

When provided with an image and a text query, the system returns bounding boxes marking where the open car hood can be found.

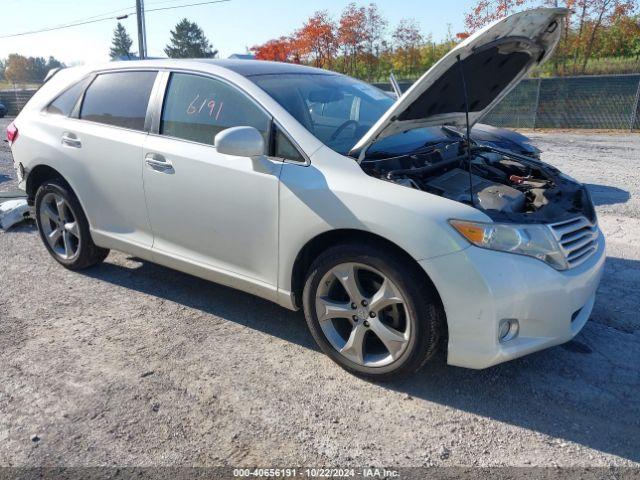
[350,8,567,159]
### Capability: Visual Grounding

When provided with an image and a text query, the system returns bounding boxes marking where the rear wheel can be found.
[302,243,444,380]
[35,179,109,270]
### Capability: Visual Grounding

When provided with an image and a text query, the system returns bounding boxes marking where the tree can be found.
[392,19,424,77]
[164,19,217,58]
[46,56,64,71]
[251,36,300,62]
[294,11,338,69]
[4,54,31,84]
[245,0,640,80]
[338,3,367,75]
[362,3,388,80]
[110,22,133,59]
[2,54,65,84]
[463,0,529,33]
[580,0,636,72]
[461,0,640,76]
[28,57,48,81]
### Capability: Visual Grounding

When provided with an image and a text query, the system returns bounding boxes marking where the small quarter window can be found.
[160,73,270,148]
[80,71,157,131]
[274,127,305,162]
[46,77,91,116]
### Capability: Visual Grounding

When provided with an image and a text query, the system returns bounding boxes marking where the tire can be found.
[35,178,109,270]
[303,242,444,380]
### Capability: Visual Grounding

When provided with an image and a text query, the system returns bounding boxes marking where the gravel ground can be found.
[0,117,639,468]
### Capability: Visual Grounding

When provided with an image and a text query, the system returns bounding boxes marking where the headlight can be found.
[449,219,567,270]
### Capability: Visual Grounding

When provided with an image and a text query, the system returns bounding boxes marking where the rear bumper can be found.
[420,232,605,369]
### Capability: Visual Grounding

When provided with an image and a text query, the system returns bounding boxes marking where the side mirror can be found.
[214,126,265,158]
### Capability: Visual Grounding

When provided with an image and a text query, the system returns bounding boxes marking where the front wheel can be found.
[35,179,109,270]
[302,243,444,380]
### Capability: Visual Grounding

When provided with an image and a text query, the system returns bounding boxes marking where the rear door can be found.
[63,70,157,249]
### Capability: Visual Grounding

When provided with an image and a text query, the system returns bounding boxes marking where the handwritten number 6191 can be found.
[186,94,224,119]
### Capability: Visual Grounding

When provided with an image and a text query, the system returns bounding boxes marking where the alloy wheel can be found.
[315,262,411,367]
[39,192,81,261]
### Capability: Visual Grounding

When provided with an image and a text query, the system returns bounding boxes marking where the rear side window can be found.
[80,71,157,131]
[46,77,91,116]
[160,73,270,147]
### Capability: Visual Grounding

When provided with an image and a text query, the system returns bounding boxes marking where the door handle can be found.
[61,132,81,148]
[145,153,173,172]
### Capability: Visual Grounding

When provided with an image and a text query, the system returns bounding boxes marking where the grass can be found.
[516,56,638,78]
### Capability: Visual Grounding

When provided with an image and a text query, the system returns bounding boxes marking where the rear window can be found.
[46,77,91,116]
[80,71,157,131]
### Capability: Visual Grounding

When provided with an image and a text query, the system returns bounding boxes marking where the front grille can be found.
[548,217,599,268]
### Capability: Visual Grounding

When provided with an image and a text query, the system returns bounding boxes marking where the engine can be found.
[360,141,595,223]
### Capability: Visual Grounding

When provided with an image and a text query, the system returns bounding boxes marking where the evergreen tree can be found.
[110,22,133,60]
[164,19,217,58]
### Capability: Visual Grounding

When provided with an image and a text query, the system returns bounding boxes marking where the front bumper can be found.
[420,231,605,369]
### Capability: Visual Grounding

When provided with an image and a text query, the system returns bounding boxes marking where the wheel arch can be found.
[25,164,68,205]
[25,164,95,233]
[290,229,447,324]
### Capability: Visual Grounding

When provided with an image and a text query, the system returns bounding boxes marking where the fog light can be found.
[499,319,519,343]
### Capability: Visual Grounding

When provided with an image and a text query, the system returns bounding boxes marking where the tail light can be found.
[6,122,18,145]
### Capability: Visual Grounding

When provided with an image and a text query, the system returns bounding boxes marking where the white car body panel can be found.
[276,145,487,303]
[61,117,153,248]
[420,233,605,368]
[10,13,604,369]
[142,133,283,287]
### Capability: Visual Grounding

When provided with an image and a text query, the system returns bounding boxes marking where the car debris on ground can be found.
[0,192,31,230]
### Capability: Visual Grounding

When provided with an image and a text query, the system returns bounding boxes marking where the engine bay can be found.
[361,140,596,223]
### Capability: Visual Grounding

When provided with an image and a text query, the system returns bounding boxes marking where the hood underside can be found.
[350,8,568,159]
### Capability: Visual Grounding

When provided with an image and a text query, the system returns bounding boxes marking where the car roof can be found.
[99,59,336,78]
[194,59,333,77]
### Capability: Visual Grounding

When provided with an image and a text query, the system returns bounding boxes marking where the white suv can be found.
[9,8,604,379]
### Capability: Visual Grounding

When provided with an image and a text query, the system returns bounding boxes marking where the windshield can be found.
[250,73,395,155]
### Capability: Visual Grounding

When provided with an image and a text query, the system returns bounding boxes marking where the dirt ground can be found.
[0,117,638,468]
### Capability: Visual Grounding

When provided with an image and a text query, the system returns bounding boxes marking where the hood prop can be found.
[389,72,403,98]
[457,54,475,208]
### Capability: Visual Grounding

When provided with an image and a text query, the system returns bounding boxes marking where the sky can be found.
[0,0,478,65]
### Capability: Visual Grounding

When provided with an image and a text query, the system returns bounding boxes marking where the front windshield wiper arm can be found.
[441,125,464,138]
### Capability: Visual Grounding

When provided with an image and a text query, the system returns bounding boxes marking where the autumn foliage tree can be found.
[464,0,529,32]
[252,5,392,77]
[252,36,300,63]
[295,11,338,69]
[361,3,388,80]
[462,0,640,75]
[392,19,424,77]
[337,3,367,75]
[251,1,639,80]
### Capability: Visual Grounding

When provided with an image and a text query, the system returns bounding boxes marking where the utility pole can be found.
[135,0,147,59]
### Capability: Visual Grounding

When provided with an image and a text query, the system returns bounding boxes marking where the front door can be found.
[142,72,282,286]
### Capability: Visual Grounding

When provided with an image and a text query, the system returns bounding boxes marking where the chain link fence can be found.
[0,89,39,117]
[375,74,640,131]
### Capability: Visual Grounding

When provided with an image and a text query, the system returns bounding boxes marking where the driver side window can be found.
[160,73,270,148]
